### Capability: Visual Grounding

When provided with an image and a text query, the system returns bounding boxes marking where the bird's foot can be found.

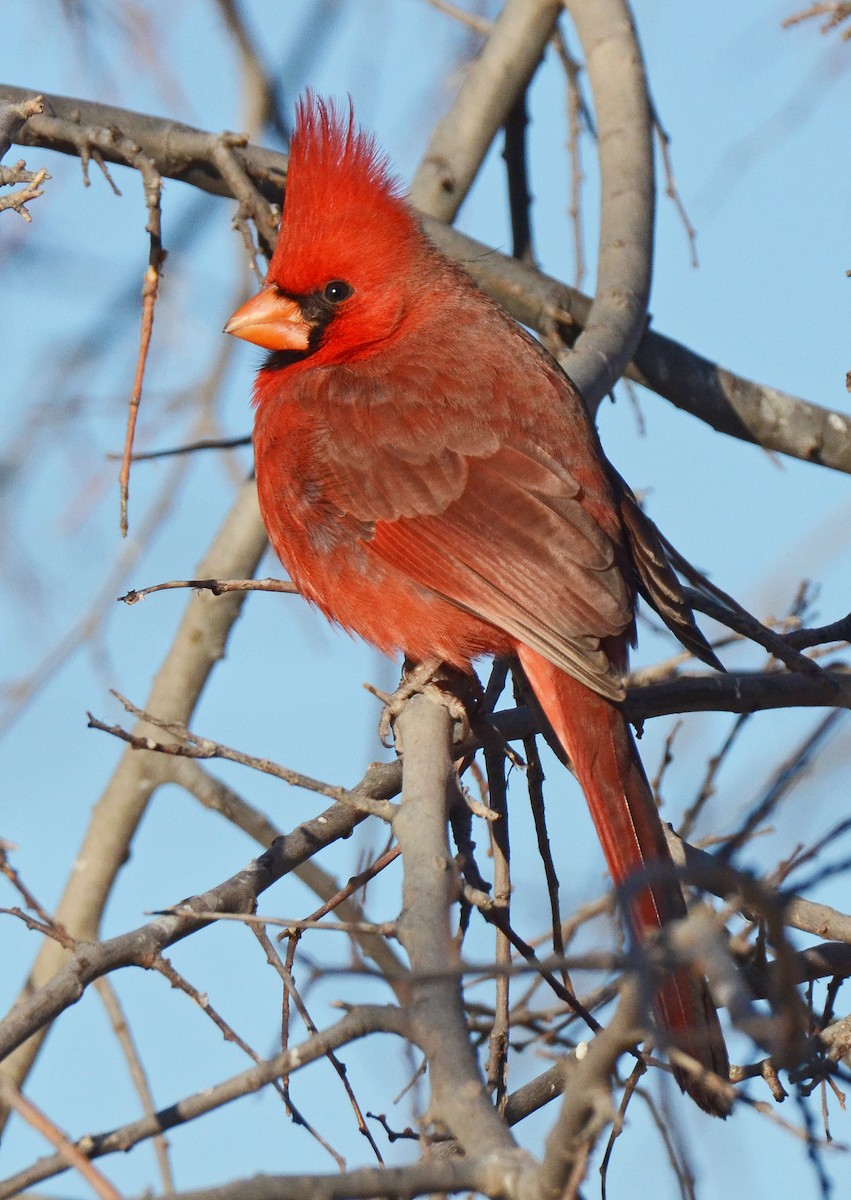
[365,660,480,750]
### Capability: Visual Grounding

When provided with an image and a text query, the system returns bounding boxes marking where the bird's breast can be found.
[252,393,512,667]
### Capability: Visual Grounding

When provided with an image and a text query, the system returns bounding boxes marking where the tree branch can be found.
[0,480,269,1118]
[0,1007,406,1200]
[0,93,44,158]
[531,982,642,1200]
[561,0,654,407]
[1,85,847,472]
[0,760,403,1064]
[410,0,562,221]
[392,693,518,1158]
[120,1158,513,1200]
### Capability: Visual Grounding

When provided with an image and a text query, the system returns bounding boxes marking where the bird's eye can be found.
[323,280,353,304]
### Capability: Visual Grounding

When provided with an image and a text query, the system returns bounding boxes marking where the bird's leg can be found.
[367,659,482,750]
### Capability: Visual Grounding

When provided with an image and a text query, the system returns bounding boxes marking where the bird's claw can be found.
[365,661,479,751]
[363,682,396,746]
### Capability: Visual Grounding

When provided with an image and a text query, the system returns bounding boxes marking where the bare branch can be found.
[0,162,48,220]
[168,757,411,998]
[652,113,699,267]
[532,983,641,1200]
[410,0,562,221]
[0,479,269,1113]
[783,3,851,38]
[108,433,252,462]
[0,772,401,1063]
[0,88,286,203]
[393,693,518,1157]
[110,128,167,536]
[670,833,851,944]
[0,92,48,219]
[0,93,44,159]
[1,86,848,473]
[119,576,296,603]
[0,1007,405,1200]
[0,1078,121,1200]
[120,1158,510,1200]
[86,692,395,820]
[94,977,174,1192]
[562,0,655,406]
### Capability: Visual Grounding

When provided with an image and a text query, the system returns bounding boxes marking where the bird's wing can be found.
[374,443,631,698]
[309,370,632,699]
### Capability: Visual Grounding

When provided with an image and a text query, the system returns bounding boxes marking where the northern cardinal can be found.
[226,94,730,1115]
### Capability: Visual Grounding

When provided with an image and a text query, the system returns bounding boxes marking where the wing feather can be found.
[295,355,633,699]
[369,449,630,699]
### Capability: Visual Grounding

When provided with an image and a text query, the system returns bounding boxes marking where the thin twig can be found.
[783,3,851,37]
[253,926,384,1164]
[94,978,174,1191]
[652,111,699,267]
[483,735,511,1109]
[119,577,296,604]
[87,691,395,820]
[552,24,591,287]
[108,434,252,462]
[117,135,166,536]
[502,87,535,263]
[164,909,397,938]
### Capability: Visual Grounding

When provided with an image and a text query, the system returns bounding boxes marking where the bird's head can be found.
[225,93,427,369]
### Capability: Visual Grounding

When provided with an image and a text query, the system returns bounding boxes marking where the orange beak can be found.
[224,287,312,352]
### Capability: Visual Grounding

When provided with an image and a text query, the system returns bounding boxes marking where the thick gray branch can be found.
[392,694,518,1158]
[410,0,562,221]
[562,0,654,406]
[621,665,850,722]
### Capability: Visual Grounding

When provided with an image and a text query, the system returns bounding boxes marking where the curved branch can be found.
[621,665,850,723]
[482,668,851,751]
[410,0,562,221]
[562,0,654,406]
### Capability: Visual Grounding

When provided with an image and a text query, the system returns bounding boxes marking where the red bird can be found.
[226,95,730,1115]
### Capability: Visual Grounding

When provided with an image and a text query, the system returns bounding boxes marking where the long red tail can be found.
[517,645,730,1116]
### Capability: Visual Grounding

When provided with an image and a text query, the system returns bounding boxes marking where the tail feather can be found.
[517,644,731,1116]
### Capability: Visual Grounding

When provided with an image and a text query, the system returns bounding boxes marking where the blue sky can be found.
[2,2,850,1196]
